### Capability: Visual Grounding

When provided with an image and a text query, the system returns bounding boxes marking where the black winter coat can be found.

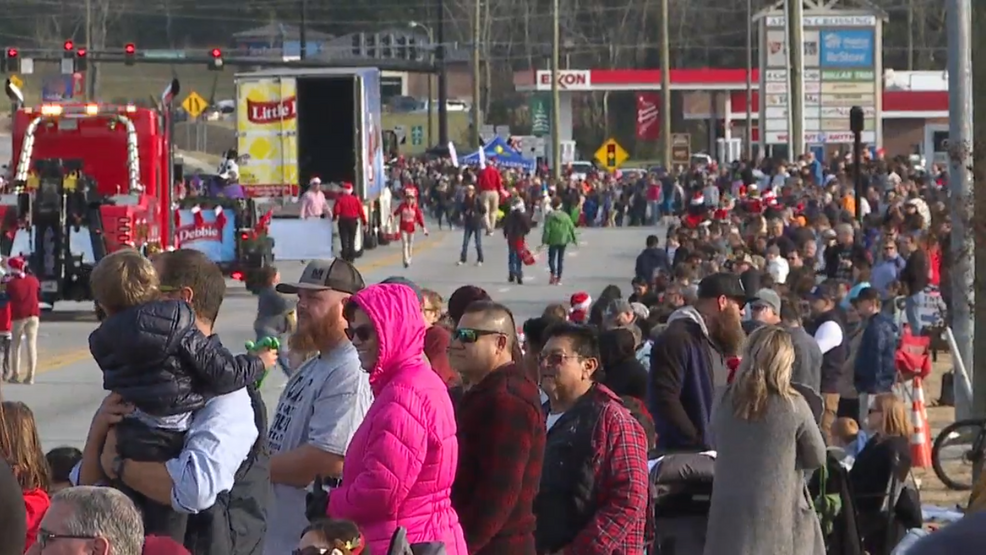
[90,300,264,416]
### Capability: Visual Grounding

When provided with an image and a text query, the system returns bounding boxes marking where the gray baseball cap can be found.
[276,259,365,295]
[752,288,782,314]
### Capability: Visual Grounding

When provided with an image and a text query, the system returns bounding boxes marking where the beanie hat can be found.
[569,291,592,324]
[447,285,491,325]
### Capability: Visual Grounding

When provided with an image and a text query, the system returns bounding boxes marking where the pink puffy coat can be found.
[328,284,467,555]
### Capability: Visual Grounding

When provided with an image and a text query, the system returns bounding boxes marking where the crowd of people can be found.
[0,148,981,555]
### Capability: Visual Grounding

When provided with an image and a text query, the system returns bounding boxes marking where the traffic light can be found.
[396,36,407,59]
[351,34,362,57]
[2,48,18,73]
[408,37,420,61]
[366,34,377,58]
[63,40,74,57]
[208,48,223,71]
[124,43,136,66]
[606,143,617,168]
[75,47,88,71]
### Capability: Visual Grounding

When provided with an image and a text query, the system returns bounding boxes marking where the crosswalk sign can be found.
[594,138,629,171]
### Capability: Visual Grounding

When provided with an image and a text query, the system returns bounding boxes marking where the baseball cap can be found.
[697,272,758,305]
[752,288,781,314]
[604,298,633,321]
[851,286,880,305]
[807,283,836,302]
[276,259,365,295]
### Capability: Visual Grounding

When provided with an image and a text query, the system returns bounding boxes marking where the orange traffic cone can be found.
[910,377,932,468]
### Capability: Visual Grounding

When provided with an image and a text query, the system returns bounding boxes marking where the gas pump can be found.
[20,160,99,304]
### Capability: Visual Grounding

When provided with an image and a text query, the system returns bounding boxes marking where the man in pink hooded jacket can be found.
[328,283,467,554]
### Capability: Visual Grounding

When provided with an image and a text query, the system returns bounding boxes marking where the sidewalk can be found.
[915,353,967,508]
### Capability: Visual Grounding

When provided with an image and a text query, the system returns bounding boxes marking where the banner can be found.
[175,206,236,263]
[636,93,660,141]
[529,94,551,137]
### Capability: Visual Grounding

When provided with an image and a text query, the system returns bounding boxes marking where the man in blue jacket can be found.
[853,287,898,420]
[635,235,670,284]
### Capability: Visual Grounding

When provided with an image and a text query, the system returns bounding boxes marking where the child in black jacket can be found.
[88,249,275,541]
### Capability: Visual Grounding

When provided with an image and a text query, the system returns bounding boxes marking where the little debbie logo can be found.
[821,30,873,68]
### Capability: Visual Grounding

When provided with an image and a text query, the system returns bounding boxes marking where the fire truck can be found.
[0,79,177,305]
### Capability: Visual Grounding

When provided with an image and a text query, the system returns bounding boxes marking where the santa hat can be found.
[6,257,25,272]
[309,177,322,186]
[341,182,354,193]
[569,292,592,324]
[690,193,705,206]
[404,185,418,197]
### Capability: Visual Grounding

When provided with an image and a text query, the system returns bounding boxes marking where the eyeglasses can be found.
[451,328,503,344]
[345,324,374,342]
[537,352,582,366]
[37,529,97,549]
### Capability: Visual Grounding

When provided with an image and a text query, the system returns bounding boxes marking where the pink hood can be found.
[329,284,467,555]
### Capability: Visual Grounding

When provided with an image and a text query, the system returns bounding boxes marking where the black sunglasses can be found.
[452,328,503,344]
[345,324,374,342]
[37,529,97,549]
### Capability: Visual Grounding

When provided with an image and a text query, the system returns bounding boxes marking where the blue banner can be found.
[176,208,236,263]
[820,30,874,68]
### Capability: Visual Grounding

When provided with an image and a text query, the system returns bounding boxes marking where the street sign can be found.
[671,133,691,166]
[8,75,22,90]
[182,91,208,119]
[594,138,629,171]
[411,125,424,146]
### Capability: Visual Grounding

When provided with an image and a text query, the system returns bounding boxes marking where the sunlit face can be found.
[539,336,597,403]
[448,312,508,383]
[346,306,379,371]
[30,502,109,555]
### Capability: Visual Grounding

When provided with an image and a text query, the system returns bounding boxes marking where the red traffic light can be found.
[76,48,87,57]
[5,48,16,58]
[210,48,222,58]
[125,43,135,54]
[64,40,74,51]
[607,144,616,155]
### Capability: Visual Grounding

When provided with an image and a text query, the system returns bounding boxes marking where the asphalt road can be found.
[5,224,661,451]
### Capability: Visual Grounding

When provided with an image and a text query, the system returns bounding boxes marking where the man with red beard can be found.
[648,273,753,451]
[263,259,374,555]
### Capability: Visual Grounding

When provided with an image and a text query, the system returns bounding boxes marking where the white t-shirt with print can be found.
[263,341,373,555]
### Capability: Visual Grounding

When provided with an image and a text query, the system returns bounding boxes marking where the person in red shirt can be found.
[477,165,504,234]
[4,258,39,385]
[392,186,428,268]
[331,182,367,263]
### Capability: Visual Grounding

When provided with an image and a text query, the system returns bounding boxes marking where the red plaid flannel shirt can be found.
[562,389,651,555]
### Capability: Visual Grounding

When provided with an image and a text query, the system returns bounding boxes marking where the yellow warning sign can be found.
[594,138,629,171]
[8,75,22,91]
[181,91,208,119]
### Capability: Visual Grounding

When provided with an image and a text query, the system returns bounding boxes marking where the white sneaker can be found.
[476,261,483,267]
[457,261,465,266]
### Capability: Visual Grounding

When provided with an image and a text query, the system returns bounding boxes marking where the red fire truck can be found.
[1,79,180,305]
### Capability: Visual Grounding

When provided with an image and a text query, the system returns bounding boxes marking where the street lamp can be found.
[409,21,435,147]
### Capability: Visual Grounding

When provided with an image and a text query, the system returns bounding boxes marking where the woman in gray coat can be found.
[704,326,827,555]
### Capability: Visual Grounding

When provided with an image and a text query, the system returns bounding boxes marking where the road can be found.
[5,224,657,451]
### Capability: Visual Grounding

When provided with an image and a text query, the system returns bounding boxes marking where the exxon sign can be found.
[535,70,592,91]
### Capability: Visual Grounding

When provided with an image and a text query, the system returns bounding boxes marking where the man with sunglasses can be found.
[264,259,373,555]
[35,486,144,554]
[449,301,545,555]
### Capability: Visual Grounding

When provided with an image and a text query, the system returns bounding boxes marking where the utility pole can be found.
[299,0,308,60]
[907,0,915,70]
[660,0,672,167]
[471,0,482,147]
[745,0,754,160]
[945,0,986,426]
[786,0,805,158]
[85,0,92,101]
[436,0,449,145]
[551,0,561,180]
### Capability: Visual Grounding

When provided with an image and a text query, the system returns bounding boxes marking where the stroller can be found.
[649,451,716,554]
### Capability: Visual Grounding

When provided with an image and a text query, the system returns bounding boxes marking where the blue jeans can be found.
[460,227,484,263]
[508,248,522,278]
[548,245,566,278]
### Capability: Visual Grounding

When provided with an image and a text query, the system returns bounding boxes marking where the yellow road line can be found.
[35,235,446,376]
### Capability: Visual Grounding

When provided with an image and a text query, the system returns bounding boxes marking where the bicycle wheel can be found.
[931,418,986,491]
